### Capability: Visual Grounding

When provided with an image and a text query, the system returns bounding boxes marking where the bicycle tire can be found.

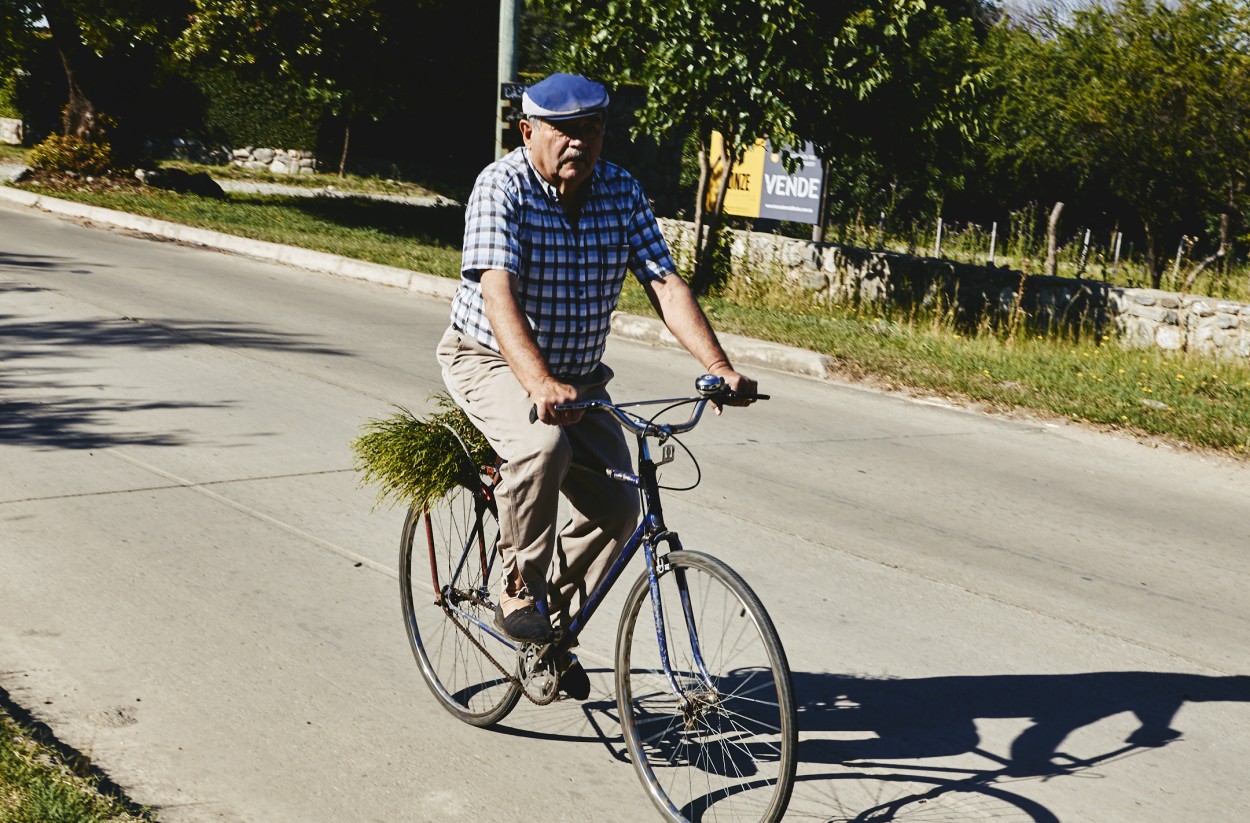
[399,448,521,727]
[616,550,797,823]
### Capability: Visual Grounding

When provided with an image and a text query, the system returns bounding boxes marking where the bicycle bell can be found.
[696,374,726,396]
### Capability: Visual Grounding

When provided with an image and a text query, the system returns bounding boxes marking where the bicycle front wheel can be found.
[616,550,797,823]
[399,474,521,727]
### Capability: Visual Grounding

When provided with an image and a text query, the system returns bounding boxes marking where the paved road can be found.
[1,197,1248,822]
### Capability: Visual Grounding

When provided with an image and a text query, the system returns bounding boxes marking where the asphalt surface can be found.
[1,186,1248,822]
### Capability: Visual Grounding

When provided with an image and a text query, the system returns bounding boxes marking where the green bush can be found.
[27,134,115,175]
[189,65,319,150]
[0,73,18,119]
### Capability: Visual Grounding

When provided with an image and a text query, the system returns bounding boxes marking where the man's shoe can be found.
[494,603,554,644]
[557,653,591,700]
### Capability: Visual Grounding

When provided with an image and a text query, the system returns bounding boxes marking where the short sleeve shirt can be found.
[451,148,676,379]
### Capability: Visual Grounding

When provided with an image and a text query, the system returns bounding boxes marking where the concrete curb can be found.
[0,182,831,379]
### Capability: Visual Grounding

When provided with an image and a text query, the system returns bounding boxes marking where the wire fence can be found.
[828,207,1250,303]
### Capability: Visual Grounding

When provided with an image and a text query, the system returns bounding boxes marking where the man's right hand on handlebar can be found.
[530,376,584,426]
[707,364,758,411]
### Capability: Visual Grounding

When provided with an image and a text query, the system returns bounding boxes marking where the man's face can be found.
[521,115,604,195]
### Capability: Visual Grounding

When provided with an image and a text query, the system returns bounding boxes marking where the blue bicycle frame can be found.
[436,390,730,698]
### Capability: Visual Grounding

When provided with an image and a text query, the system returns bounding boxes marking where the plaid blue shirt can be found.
[451,148,676,379]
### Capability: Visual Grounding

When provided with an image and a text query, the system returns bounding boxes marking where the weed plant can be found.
[352,395,494,510]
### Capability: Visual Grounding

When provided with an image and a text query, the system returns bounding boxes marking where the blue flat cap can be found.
[522,73,609,120]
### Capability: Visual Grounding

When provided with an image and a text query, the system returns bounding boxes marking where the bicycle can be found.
[398,374,797,822]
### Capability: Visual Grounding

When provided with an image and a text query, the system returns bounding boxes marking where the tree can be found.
[0,0,191,166]
[807,0,993,244]
[176,0,501,176]
[985,0,1250,286]
[535,0,952,292]
[178,0,390,176]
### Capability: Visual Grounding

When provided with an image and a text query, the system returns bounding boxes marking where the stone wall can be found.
[157,137,316,175]
[228,146,317,175]
[657,218,1250,360]
[0,117,22,145]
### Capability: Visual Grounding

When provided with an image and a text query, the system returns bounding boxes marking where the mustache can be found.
[560,149,587,164]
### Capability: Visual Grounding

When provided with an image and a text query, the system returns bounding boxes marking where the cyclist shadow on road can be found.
[793,670,1250,777]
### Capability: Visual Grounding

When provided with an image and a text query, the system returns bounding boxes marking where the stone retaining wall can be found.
[0,117,22,145]
[157,137,317,175]
[658,218,1250,360]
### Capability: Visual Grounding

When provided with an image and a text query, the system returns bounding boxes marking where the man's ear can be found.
[518,119,534,147]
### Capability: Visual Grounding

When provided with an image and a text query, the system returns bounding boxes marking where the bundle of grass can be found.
[352,394,494,511]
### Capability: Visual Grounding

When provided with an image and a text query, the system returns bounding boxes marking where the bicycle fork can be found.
[644,531,720,727]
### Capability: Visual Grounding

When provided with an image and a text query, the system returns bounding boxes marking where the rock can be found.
[1155,326,1183,350]
[137,167,226,199]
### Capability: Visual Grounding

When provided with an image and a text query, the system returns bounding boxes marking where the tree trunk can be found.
[691,130,710,279]
[811,157,830,243]
[1044,200,1064,277]
[338,122,351,179]
[41,0,99,141]
[1181,216,1228,291]
[1143,223,1163,289]
[693,130,733,295]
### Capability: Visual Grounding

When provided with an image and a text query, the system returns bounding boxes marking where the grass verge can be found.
[21,185,463,279]
[0,144,26,164]
[10,172,1250,458]
[0,701,150,822]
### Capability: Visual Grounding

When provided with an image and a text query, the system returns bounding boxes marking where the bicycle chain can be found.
[445,602,560,706]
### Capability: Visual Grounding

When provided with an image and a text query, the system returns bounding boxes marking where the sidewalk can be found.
[0,172,834,380]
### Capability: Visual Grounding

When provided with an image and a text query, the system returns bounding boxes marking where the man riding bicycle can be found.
[436,72,756,699]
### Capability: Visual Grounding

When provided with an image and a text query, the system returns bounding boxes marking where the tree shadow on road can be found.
[0,292,352,449]
[0,251,108,276]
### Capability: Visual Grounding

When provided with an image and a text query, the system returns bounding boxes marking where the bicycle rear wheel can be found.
[616,550,797,823]
[399,449,521,727]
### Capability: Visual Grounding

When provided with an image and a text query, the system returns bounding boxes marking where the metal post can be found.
[496,0,520,160]
[933,217,943,258]
[1077,228,1091,275]
[988,221,998,265]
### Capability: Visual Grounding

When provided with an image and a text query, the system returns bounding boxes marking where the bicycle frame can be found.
[431,393,729,700]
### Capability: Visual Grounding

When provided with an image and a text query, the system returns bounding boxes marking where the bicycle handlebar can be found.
[527,374,769,435]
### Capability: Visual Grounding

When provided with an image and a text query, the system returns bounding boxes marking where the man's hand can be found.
[530,376,584,426]
[707,363,758,411]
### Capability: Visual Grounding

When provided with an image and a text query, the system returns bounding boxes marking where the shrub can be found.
[27,134,116,175]
[189,65,319,151]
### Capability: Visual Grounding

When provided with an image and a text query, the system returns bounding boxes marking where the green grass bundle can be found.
[352,395,494,511]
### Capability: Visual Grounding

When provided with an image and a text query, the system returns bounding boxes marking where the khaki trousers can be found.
[436,326,640,630]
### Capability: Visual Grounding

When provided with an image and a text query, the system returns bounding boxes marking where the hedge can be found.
[189,65,320,151]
